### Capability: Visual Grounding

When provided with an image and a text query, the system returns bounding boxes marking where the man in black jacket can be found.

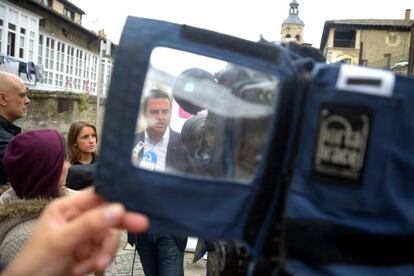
[130,89,187,276]
[0,72,30,186]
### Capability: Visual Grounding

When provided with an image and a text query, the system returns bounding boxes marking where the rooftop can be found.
[282,0,304,26]
[58,0,85,15]
[320,18,414,50]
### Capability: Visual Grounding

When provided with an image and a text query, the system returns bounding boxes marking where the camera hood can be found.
[94,16,299,242]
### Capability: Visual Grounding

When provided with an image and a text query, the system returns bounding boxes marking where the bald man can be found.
[0,72,30,186]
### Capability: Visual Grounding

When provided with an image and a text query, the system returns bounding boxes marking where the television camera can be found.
[94,17,414,275]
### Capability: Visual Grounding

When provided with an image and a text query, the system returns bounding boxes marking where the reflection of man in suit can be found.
[130,89,187,276]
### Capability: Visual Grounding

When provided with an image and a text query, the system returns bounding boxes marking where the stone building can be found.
[320,9,413,73]
[281,0,304,44]
[0,0,112,95]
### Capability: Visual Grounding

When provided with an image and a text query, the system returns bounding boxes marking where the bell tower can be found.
[281,0,304,44]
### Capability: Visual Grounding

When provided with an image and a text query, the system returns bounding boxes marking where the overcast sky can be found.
[71,0,413,48]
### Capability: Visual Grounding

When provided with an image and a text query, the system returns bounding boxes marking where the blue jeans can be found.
[135,232,184,276]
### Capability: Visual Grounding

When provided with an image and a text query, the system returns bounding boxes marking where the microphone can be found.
[131,141,145,161]
[140,151,158,171]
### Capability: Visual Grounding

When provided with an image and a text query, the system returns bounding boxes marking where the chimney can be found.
[405,9,411,21]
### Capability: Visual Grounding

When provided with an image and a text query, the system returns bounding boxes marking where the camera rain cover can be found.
[95,16,298,241]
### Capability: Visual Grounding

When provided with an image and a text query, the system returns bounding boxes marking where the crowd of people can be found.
[0,71,191,275]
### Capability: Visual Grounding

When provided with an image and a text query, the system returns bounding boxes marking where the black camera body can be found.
[175,66,276,181]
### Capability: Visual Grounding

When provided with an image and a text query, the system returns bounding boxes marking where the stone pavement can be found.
[104,232,206,276]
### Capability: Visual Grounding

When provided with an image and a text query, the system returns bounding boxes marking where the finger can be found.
[72,230,118,276]
[58,203,126,250]
[121,212,150,232]
[95,229,119,271]
[72,257,98,275]
[74,240,93,263]
[72,251,112,276]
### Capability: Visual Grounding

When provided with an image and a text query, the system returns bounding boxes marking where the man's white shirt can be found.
[143,128,170,172]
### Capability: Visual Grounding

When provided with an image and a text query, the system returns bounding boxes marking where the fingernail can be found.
[103,204,122,223]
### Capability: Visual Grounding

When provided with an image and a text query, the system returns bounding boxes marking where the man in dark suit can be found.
[130,89,187,276]
[0,72,30,187]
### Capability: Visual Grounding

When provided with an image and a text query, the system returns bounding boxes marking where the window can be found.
[75,49,83,77]
[38,34,44,65]
[20,15,28,31]
[45,37,51,69]
[90,55,98,94]
[56,42,65,72]
[74,78,80,89]
[28,39,34,61]
[7,11,17,57]
[19,36,24,58]
[55,73,63,87]
[91,55,98,80]
[66,45,74,75]
[8,23,15,31]
[83,53,90,79]
[65,76,73,89]
[0,5,5,21]
[30,18,37,32]
[8,9,17,25]
[62,28,68,37]
[44,71,52,85]
[83,79,90,93]
[29,31,35,61]
[334,29,356,48]
[44,36,55,85]
[64,8,74,20]
[50,39,55,69]
[7,31,15,56]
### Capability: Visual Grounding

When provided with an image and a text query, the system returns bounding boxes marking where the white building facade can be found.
[0,0,112,96]
[38,32,100,94]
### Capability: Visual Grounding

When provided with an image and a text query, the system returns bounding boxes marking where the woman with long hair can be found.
[67,121,98,165]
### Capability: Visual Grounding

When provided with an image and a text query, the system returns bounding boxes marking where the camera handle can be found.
[336,64,395,97]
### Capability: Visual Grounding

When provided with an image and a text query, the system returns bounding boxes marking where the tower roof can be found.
[283,0,304,26]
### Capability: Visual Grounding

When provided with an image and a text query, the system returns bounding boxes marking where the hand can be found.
[3,188,149,276]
